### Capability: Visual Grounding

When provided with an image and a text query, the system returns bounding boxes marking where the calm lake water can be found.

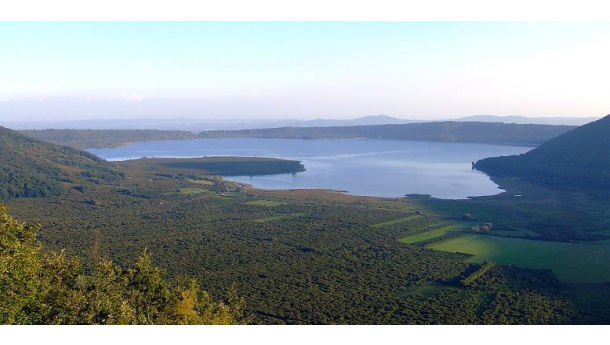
[90,138,532,199]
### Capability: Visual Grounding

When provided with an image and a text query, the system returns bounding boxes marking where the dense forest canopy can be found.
[0,204,247,325]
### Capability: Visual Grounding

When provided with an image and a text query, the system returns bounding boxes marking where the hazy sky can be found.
[1,22,609,121]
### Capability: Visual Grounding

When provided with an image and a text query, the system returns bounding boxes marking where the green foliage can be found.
[0,204,247,325]
[398,224,463,244]
[470,266,576,324]
[460,262,495,286]
[0,126,123,201]
[7,178,583,324]
[415,176,610,242]
[475,115,610,193]
[430,233,610,283]
[199,121,574,146]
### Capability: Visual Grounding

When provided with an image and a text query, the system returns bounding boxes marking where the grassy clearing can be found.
[219,191,242,198]
[178,187,210,195]
[413,177,610,243]
[398,225,463,244]
[245,200,287,207]
[430,235,610,283]
[254,213,305,223]
[393,282,457,300]
[371,215,419,228]
[187,179,214,186]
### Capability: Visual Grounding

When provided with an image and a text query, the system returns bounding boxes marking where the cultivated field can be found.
[430,235,610,283]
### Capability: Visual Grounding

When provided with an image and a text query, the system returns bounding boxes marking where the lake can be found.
[89,138,532,199]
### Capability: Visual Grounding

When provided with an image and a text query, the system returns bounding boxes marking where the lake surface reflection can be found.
[90,138,532,199]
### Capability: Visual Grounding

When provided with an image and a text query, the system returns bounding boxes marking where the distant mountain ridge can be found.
[0,126,123,200]
[455,115,599,126]
[255,115,414,128]
[1,114,414,131]
[475,115,610,192]
[2,114,597,131]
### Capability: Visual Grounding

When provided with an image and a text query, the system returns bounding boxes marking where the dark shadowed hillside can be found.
[475,115,610,192]
[0,126,123,200]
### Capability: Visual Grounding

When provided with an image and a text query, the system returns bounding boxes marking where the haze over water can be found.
[90,138,532,199]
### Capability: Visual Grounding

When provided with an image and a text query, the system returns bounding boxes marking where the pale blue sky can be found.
[1,22,609,121]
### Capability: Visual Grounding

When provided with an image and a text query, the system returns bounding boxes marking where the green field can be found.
[430,235,610,283]
[254,213,305,223]
[187,179,215,186]
[398,224,462,244]
[245,200,287,207]
[371,215,419,228]
[178,187,210,195]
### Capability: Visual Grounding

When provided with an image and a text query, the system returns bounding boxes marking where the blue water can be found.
[89,138,532,199]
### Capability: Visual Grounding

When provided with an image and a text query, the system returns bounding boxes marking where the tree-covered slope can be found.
[20,129,198,149]
[475,115,610,191]
[0,126,123,200]
[199,121,575,146]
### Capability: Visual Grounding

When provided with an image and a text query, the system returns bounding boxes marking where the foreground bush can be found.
[0,204,248,325]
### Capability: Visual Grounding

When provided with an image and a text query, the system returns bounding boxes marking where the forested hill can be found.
[20,129,198,149]
[475,115,610,192]
[198,121,575,146]
[0,126,123,200]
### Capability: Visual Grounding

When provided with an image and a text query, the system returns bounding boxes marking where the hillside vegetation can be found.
[0,127,123,200]
[199,121,575,146]
[475,115,610,193]
[20,129,198,149]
